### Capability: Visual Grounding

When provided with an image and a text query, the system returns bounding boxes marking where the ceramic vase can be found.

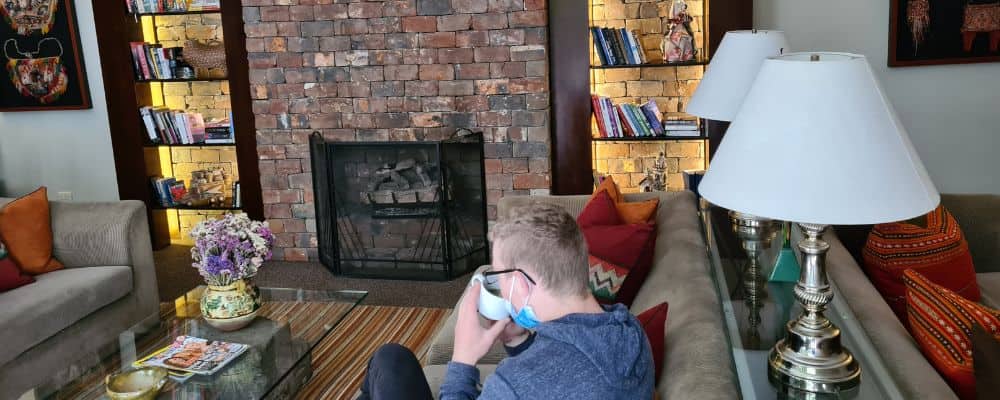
[200,279,261,331]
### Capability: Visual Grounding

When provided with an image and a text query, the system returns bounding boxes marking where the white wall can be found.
[755,0,1000,194]
[0,1,119,201]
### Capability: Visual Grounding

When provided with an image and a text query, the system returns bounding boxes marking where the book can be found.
[612,28,630,65]
[135,336,248,375]
[602,28,624,65]
[618,29,636,65]
[616,104,639,137]
[188,113,206,143]
[639,100,664,135]
[631,30,648,64]
[590,28,610,66]
[591,95,608,138]
[596,28,615,65]
[604,97,623,137]
[169,180,188,203]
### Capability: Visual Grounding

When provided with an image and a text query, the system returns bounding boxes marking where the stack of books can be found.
[129,42,184,80]
[150,176,186,207]
[591,27,648,66]
[592,96,665,138]
[663,119,701,137]
[126,0,221,14]
[140,107,233,145]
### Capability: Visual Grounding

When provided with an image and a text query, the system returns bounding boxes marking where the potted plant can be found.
[190,214,274,331]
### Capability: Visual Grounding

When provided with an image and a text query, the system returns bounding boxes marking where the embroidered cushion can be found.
[588,255,629,303]
[636,302,669,381]
[583,223,656,307]
[0,187,63,274]
[863,205,980,322]
[904,270,1000,400]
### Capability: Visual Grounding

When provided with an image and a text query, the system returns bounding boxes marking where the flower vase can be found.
[200,279,261,331]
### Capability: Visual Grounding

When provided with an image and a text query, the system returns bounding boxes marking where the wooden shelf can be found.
[590,59,708,69]
[152,198,239,211]
[135,78,227,83]
[593,135,707,142]
[129,10,221,17]
[143,142,235,148]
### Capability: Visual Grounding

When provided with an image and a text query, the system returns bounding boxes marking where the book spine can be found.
[590,95,607,138]
[602,97,619,137]
[602,28,621,65]
[613,28,630,65]
[609,99,624,137]
[631,104,654,136]
[640,102,664,135]
[590,28,609,66]
[596,28,614,65]
[616,104,634,137]
[619,29,635,65]
[626,30,643,65]
[140,107,158,142]
[631,30,648,64]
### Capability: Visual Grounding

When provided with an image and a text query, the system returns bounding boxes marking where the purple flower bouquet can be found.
[190,214,274,286]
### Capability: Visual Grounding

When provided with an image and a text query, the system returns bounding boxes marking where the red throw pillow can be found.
[904,270,1000,400]
[0,253,34,292]
[863,205,980,322]
[577,190,622,228]
[583,223,656,307]
[636,302,669,381]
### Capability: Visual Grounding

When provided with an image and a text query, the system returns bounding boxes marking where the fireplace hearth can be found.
[310,131,489,280]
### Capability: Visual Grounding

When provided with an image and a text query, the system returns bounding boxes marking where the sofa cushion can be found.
[864,205,980,321]
[978,272,1000,309]
[592,176,659,224]
[0,266,132,366]
[904,269,1000,400]
[0,187,64,275]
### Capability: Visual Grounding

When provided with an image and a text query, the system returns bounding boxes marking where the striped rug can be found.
[295,305,451,400]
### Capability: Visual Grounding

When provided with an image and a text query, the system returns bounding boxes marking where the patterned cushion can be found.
[636,302,669,381]
[864,205,980,321]
[904,270,1000,400]
[588,255,629,303]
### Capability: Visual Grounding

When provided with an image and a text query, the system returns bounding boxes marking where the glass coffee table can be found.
[22,287,366,400]
[700,202,904,399]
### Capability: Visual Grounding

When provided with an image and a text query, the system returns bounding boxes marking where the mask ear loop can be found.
[506,274,534,313]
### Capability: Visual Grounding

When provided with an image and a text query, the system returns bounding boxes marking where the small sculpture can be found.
[652,152,668,191]
[660,0,697,62]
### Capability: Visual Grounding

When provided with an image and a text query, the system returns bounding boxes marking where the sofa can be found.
[825,194,1000,400]
[0,199,160,399]
[420,191,739,399]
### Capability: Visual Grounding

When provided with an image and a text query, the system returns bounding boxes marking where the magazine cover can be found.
[136,336,248,375]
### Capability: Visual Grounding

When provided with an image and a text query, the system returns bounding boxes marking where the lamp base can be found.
[767,321,861,395]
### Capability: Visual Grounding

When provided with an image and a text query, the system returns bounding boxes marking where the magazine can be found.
[135,336,248,375]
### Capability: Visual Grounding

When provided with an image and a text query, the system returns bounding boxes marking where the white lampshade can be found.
[686,30,789,121]
[699,52,939,225]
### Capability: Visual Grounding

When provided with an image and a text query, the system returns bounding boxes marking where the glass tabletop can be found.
[25,287,367,400]
[700,202,904,400]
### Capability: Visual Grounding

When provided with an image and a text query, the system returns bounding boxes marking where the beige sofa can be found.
[826,194,1000,399]
[0,199,160,399]
[421,191,739,399]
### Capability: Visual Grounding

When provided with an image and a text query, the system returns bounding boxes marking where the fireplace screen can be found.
[310,131,488,280]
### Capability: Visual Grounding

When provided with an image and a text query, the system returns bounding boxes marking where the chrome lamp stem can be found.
[768,223,861,395]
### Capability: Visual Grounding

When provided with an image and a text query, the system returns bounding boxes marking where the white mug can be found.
[470,274,509,320]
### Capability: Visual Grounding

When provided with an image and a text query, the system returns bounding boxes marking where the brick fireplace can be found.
[243,0,552,261]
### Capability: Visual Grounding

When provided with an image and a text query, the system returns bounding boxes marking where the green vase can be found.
[200,279,261,331]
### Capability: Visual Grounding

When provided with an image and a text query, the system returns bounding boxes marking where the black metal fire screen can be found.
[309,131,489,280]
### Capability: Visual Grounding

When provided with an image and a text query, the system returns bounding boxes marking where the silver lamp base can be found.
[767,223,861,396]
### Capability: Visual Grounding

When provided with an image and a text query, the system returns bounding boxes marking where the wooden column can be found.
[547,0,593,195]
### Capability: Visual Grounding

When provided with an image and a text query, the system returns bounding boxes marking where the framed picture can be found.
[890,0,1000,67]
[0,0,91,111]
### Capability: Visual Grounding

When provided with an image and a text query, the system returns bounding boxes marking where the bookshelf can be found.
[93,1,262,249]
[548,0,752,195]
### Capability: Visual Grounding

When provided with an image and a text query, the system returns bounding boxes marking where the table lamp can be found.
[698,52,939,395]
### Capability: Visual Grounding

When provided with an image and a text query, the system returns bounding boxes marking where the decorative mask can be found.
[5,38,69,104]
[0,0,59,36]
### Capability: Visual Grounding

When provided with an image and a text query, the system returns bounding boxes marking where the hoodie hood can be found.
[534,303,652,391]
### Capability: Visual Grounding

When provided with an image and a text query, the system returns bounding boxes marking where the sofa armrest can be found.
[49,200,159,305]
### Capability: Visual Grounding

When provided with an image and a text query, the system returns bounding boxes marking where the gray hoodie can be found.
[440,304,655,399]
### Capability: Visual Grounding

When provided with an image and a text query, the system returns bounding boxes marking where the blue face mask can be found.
[504,275,540,329]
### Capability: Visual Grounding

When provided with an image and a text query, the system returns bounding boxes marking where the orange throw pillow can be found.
[0,187,63,274]
[904,270,1000,400]
[592,176,659,224]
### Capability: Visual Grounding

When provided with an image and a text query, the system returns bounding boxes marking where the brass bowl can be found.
[106,367,168,400]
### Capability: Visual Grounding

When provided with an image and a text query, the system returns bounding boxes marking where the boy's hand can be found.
[452,281,510,365]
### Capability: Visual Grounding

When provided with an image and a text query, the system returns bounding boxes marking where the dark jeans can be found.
[358,343,435,400]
